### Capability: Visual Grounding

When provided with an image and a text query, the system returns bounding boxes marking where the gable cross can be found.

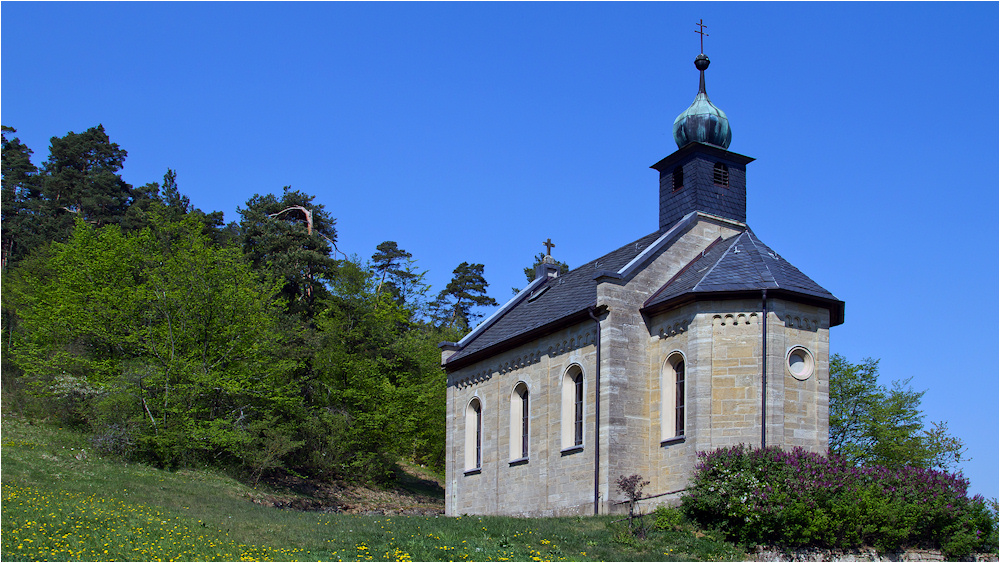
[543,238,555,256]
[695,19,709,53]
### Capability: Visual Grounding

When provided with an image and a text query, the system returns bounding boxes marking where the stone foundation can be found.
[750,546,999,562]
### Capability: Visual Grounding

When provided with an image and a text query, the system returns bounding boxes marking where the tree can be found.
[39,125,134,233]
[371,241,428,309]
[236,187,338,320]
[2,125,147,265]
[829,354,967,471]
[1,126,42,268]
[159,168,190,214]
[432,262,498,331]
[513,252,570,294]
[120,168,228,243]
[7,214,288,467]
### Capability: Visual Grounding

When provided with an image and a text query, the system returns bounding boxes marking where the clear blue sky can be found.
[3,2,997,500]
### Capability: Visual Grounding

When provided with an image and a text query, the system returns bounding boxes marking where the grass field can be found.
[1,418,745,561]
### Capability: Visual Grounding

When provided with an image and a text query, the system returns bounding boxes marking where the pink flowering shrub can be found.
[681,445,997,559]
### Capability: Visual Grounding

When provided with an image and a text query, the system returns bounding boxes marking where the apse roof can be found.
[643,229,842,312]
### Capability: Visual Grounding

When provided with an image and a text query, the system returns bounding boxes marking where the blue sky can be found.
[3,2,997,500]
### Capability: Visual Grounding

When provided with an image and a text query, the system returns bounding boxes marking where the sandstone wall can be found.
[445,321,599,516]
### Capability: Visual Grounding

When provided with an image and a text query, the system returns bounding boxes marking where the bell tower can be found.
[653,30,754,231]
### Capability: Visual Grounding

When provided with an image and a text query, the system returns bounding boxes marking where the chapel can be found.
[439,40,844,517]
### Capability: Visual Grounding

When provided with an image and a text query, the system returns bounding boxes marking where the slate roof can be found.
[445,230,664,367]
[643,229,842,312]
[444,223,843,371]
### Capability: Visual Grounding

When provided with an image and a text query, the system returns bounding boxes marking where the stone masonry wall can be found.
[709,303,764,448]
[445,321,599,516]
[767,300,830,453]
[596,216,744,507]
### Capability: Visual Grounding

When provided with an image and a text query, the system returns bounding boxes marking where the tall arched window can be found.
[574,372,584,446]
[509,382,529,461]
[661,354,686,442]
[465,398,482,471]
[561,365,585,450]
[675,360,685,436]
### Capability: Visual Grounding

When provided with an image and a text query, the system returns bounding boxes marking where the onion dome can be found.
[672,53,732,149]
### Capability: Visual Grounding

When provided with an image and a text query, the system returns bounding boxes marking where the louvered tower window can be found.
[672,166,684,191]
[713,162,729,187]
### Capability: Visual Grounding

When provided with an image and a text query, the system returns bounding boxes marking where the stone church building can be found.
[439,48,844,517]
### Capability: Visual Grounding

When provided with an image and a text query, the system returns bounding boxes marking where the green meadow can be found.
[1,418,745,562]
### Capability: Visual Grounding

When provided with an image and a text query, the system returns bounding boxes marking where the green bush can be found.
[652,505,683,530]
[681,445,997,559]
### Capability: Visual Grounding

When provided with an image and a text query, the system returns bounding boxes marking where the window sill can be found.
[661,435,686,447]
[463,468,482,476]
[560,445,584,456]
[508,457,529,467]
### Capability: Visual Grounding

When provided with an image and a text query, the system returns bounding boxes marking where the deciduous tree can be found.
[829,354,967,471]
[8,214,288,467]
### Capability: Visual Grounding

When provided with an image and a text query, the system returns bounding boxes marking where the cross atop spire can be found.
[694,19,708,54]
[543,238,555,256]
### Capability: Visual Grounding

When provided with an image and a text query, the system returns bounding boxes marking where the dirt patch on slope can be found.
[247,463,445,515]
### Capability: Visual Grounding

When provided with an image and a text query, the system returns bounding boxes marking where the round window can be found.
[786,346,815,381]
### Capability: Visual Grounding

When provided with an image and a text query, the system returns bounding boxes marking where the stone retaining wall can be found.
[750,546,999,562]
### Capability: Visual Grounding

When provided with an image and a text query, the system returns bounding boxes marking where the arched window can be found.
[713,162,729,187]
[465,398,482,471]
[672,166,684,191]
[574,372,584,445]
[661,354,686,442]
[509,382,529,461]
[561,365,585,450]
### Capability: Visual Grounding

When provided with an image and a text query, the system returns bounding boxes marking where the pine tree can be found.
[371,241,427,308]
[433,262,498,330]
[1,126,41,267]
[236,187,338,320]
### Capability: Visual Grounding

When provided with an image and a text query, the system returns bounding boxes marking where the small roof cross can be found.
[543,238,555,256]
[695,19,709,53]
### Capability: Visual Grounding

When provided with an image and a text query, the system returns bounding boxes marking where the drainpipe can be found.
[588,306,602,515]
[761,289,768,449]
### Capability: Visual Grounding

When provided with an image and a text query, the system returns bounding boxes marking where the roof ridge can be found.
[574,230,659,273]
[743,229,778,286]
[642,236,725,308]
[615,212,698,278]
[691,233,745,292]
